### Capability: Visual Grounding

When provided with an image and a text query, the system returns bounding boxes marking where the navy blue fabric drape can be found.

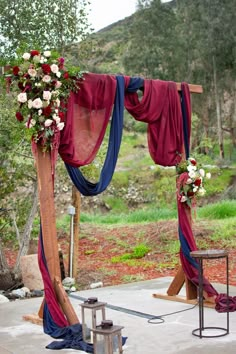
[65,75,125,196]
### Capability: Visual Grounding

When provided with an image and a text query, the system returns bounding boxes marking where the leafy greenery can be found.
[198,200,236,219]
[0,0,91,59]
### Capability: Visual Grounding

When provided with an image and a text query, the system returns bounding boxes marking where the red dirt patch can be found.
[3,221,236,290]
[56,221,236,290]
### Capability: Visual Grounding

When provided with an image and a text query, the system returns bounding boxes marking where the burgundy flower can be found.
[58,111,65,121]
[41,64,51,74]
[194,178,202,187]
[42,106,52,117]
[30,50,40,57]
[18,82,24,91]
[16,112,24,122]
[187,190,195,197]
[58,57,65,69]
[13,66,20,76]
[63,72,69,79]
[189,159,197,166]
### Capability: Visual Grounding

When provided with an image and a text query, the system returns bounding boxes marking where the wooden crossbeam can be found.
[176,83,203,94]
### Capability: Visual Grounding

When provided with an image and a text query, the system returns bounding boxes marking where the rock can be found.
[62,277,75,287]
[12,288,26,298]
[0,293,9,303]
[31,289,44,297]
[20,254,44,290]
[90,281,103,289]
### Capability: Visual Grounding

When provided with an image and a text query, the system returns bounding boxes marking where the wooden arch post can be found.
[153,82,203,304]
[34,146,79,324]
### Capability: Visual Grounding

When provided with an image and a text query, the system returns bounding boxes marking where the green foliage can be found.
[111,243,150,263]
[0,0,91,59]
[111,172,129,189]
[198,200,236,219]
[203,168,235,195]
[80,207,177,225]
[121,274,145,283]
[207,218,236,248]
[103,196,128,213]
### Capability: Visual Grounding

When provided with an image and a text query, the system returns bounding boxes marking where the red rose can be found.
[189,159,197,166]
[41,64,51,74]
[13,66,20,76]
[63,72,69,79]
[30,50,40,57]
[16,112,24,122]
[42,106,52,117]
[194,178,201,187]
[187,190,195,197]
[58,111,65,121]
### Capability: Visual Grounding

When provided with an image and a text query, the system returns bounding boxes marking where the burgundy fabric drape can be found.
[124,79,183,167]
[59,73,117,167]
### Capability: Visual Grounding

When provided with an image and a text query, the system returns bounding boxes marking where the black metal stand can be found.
[190,249,229,338]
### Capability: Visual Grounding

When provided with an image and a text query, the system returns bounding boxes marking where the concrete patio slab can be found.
[0,276,236,354]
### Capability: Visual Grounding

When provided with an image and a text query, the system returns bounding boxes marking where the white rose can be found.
[33,55,40,63]
[186,178,192,184]
[40,56,45,64]
[45,119,53,127]
[38,109,42,116]
[199,169,205,177]
[43,91,52,101]
[193,187,198,193]
[42,75,51,83]
[188,170,196,179]
[44,50,51,57]
[180,195,187,203]
[32,98,43,109]
[57,122,65,131]
[55,81,62,89]
[206,172,211,179]
[56,98,60,107]
[17,92,27,103]
[50,64,59,73]
[187,165,197,172]
[28,68,37,77]
[56,71,61,78]
[22,52,31,60]
[198,187,206,196]
[54,116,60,124]
[28,99,33,108]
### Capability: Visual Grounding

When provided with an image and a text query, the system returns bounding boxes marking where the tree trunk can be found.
[213,55,224,159]
[231,80,236,147]
[13,181,38,273]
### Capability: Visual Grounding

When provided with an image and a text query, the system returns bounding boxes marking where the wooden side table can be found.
[190,249,229,338]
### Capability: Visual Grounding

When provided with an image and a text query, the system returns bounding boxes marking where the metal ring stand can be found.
[190,249,229,338]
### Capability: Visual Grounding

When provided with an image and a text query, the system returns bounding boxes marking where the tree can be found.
[176,0,236,158]
[123,0,179,80]
[0,0,91,58]
[0,0,92,289]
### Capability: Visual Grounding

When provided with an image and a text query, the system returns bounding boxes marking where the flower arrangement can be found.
[6,49,83,150]
[176,157,211,206]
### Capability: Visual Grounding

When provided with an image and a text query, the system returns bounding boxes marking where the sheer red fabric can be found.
[124,79,183,166]
[59,73,117,167]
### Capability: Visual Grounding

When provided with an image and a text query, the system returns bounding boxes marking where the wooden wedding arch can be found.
[22,81,203,325]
